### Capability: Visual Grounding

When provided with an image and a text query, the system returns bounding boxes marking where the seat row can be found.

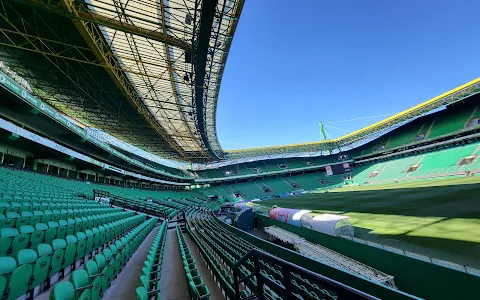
[0,206,115,230]
[135,220,168,300]
[177,226,210,300]
[49,217,158,300]
[0,208,129,257]
[113,197,176,219]
[0,201,100,214]
[0,212,146,300]
[186,210,249,299]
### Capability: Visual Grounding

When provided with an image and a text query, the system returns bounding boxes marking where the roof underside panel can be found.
[0,1,181,156]
[0,0,245,162]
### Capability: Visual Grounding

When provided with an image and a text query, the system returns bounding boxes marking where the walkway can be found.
[184,234,225,300]
[159,229,191,300]
[102,225,160,300]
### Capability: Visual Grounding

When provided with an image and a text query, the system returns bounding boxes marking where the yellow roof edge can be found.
[227,77,480,154]
[332,77,480,142]
[227,140,331,153]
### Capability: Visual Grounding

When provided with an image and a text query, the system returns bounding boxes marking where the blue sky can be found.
[216,0,480,150]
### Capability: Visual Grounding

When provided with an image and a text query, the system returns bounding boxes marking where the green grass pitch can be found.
[261,176,480,267]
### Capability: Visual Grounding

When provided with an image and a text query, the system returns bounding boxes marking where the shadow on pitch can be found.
[263,182,480,218]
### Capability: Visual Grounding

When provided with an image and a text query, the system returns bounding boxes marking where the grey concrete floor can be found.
[184,233,226,300]
[102,225,160,300]
[159,228,191,300]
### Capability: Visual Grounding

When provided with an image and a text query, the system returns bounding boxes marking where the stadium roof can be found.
[0,0,244,162]
[226,77,480,159]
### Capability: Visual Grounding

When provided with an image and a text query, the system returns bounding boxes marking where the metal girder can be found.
[158,0,208,158]
[194,0,218,159]
[0,3,181,158]
[0,8,129,125]
[57,0,189,159]
[0,27,191,83]
[204,0,244,159]
[6,0,192,51]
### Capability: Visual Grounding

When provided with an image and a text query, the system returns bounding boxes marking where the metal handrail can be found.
[233,248,379,300]
[93,189,168,218]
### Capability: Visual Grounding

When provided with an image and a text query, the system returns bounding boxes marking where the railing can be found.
[233,249,379,300]
[340,234,480,277]
[93,189,168,219]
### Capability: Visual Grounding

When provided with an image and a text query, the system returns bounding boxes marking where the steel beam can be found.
[6,0,192,51]
[158,0,208,158]
[57,0,189,159]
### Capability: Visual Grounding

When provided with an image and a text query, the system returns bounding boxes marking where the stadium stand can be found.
[7,1,480,299]
[135,220,167,300]
[186,209,412,299]
[177,225,210,299]
[0,172,152,300]
[354,142,480,184]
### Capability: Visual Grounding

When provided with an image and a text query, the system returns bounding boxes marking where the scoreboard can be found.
[325,163,351,176]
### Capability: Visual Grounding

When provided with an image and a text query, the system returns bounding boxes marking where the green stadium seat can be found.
[42,211,53,224]
[0,202,10,215]
[135,286,149,300]
[0,255,32,300]
[69,270,92,299]
[84,261,105,298]
[49,281,75,300]
[75,232,87,261]
[63,235,77,269]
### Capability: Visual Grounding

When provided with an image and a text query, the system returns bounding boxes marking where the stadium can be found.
[0,0,478,300]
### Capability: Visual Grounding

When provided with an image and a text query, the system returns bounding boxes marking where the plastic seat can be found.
[19,225,37,248]
[66,219,75,236]
[48,281,75,300]
[51,239,66,277]
[46,221,59,244]
[0,256,33,300]
[10,203,22,213]
[42,211,53,224]
[0,202,10,215]
[85,230,94,257]
[31,211,44,226]
[0,228,16,256]
[51,211,61,222]
[69,270,92,299]
[76,232,87,261]
[63,235,77,269]
[18,248,50,289]
[74,217,83,233]
[139,275,160,298]
[0,227,29,257]
[0,214,14,231]
[57,220,68,239]
[84,261,104,299]
[33,223,48,246]
[16,212,32,228]
[135,286,149,300]
[6,212,20,220]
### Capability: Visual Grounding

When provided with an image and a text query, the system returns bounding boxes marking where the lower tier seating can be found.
[177,226,210,300]
[0,209,149,300]
[49,217,157,300]
[135,220,167,300]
